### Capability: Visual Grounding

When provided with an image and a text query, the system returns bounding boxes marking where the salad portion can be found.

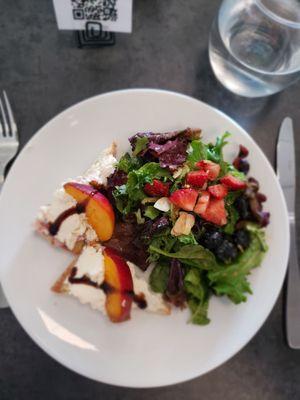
[38,128,270,325]
[105,128,269,324]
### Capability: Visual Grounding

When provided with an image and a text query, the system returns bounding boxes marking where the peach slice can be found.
[103,247,133,322]
[85,193,115,242]
[103,248,133,292]
[64,182,94,203]
[105,291,133,323]
[64,182,115,242]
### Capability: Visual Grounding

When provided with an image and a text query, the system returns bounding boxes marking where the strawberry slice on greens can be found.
[220,174,247,190]
[169,188,198,211]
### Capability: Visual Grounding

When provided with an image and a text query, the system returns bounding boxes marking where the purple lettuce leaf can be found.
[165,259,186,308]
[104,218,149,271]
[151,138,188,170]
[129,128,200,171]
[129,128,200,149]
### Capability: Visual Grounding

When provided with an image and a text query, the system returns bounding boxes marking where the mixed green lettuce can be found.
[149,223,268,323]
[110,131,269,325]
[113,161,171,214]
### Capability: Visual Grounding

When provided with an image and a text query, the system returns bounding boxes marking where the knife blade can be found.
[277,117,295,214]
[277,117,300,349]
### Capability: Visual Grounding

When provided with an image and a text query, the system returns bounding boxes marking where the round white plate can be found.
[0,89,289,388]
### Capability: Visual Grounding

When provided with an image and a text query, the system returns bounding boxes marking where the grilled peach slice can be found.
[64,182,115,241]
[103,248,133,322]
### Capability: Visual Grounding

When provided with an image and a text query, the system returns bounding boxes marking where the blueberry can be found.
[202,230,224,251]
[215,240,238,264]
[233,229,250,250]
[235,158,250,174]
[234,196,250,220]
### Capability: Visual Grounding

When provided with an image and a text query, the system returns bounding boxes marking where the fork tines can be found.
[0,91,17,139]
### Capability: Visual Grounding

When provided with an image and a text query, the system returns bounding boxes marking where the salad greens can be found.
[117,152,142,174]
[114,162,171,214]
[208,224,267,303]
[109,130,269,325]
[144,205,160,220]
[149,243,216,270]
[132,136,149,157]
[149,222,267,321]
[149,261,170,293]
[185,269,210,325]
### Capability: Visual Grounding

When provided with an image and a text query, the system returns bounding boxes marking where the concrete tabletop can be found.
[1,1,300,398]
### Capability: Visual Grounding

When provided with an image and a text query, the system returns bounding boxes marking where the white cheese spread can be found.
[37,145,117,251]
[63,246,169,316]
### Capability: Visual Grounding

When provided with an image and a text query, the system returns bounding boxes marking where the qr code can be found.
[71,0,118,22]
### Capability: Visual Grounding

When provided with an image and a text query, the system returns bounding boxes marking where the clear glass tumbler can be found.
[209,0,300,97]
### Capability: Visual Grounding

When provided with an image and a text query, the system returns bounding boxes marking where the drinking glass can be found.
[209,0,300,97]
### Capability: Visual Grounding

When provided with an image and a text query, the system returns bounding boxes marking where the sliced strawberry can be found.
[194,190,210,214]
[208,184,228,199]
[200,198,227,226]
[169,188,198,211]
[144,180,170,197]
[186,170,209,187]
[220,174,247,190]
[195,160,220,181]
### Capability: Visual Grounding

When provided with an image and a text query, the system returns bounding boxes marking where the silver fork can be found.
[0,91,19,308]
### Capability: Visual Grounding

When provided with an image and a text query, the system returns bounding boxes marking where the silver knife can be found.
[277,117,300,349]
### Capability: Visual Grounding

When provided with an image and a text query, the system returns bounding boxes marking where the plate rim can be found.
[0,88,290,388]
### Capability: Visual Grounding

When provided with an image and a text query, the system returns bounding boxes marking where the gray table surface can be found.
[1,1,300,399]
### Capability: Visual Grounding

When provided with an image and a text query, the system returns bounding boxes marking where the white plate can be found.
[0,89,289,388]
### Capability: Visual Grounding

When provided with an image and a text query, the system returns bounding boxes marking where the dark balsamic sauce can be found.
[51,184,149,311]
[132,293,147,309]
[68,266,100,289]
[68,267,148,309]
[48,200,88,236]
[99,281,114,295]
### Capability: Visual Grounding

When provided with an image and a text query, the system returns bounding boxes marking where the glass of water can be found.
[209,0,300,97]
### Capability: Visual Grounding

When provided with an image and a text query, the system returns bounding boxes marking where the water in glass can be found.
[209,0,300,97]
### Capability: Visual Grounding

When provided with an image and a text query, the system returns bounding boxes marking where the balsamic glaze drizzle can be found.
[48,201,88,236]
[68,267,148,309]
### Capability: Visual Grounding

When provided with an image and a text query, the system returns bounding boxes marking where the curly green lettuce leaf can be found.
[149,262,170,293]
[187,132,231,173]
[144,205,160,220]
[223,205,239,234]
[138,162,172,181]
[132,136,149,156]
[177,233,198,245]
[208,224,268,303]
[225,191,242,206]
[187,297,210,325]
[149,243,216,270]
[113,162,171,214]
[205,132,230,163]
[148,233,177,263]
[187,140,208,166]
[113,184,129,214]
[171,164,190,192]
[227,165,247,180]
[223,191,242,234]
[245,222,268,251]
[220,162,247,180]
[117,153,142,173]
[185,269,210,325]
